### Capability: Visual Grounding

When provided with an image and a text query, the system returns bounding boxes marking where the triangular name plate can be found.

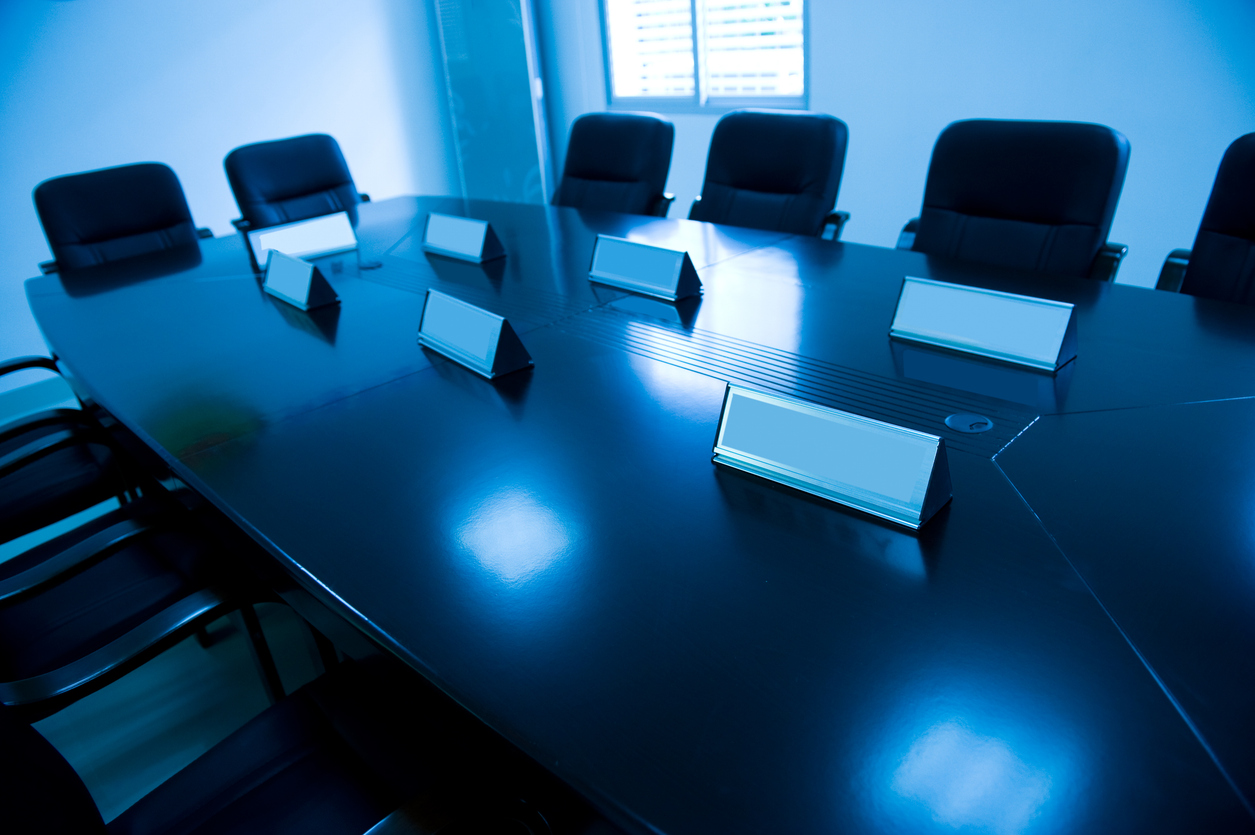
[247,211,358,271]
[422,213,506,263]
[890,276,1077,372]
[712,385,952,529]
[417,289,532,379]
[588,234,702,301]
[263,250,339,311]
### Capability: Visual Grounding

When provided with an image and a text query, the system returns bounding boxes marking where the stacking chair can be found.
[0,494,286,722]
[0,356,134,546]
[552,113,675,217]
[225,134,368,232]
[897,119,1131,280]
[1156,133,1255,303]
[688,110,849,238]
[33,163,212,274]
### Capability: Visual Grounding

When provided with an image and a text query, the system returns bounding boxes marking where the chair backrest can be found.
[552,113,674,216]
[0,707,106,832]
[34,163,199,271]
[912,119,1130,277]
[688,110,848,236]
[225,133,361,229]
[1180,133,1255,304]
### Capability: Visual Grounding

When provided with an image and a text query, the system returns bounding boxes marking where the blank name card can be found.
[588,235,702,301]
[262,251,338,311]
[417,289,532,379]
[422,213,505,263]
[890,276,1077,371]
[712,385,952,529]
[248,212,357,266]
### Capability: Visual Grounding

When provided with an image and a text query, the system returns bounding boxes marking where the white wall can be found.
[538,0,1255,288]
[0,0,458,389]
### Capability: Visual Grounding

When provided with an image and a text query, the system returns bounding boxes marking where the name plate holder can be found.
[247,211,358,270]
[422,213,505,263]
[263,251,339,311]
[889,276,1077,372]
[588,235,701,301]
[417,289,532,379]
[712,385,952,529]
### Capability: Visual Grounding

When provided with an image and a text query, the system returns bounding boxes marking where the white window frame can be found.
[599,0,809,113]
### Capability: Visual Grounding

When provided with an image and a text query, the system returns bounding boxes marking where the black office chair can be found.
[225,133,368,232]
[688,110,850,238]
[3,652,617,834]
[0,495,286,722]
[0,656,485,835]
[897,119,1131,280]
[1156,133,1255,302]
[0,356,136,546]
[33,163,211,274]
[552,113,675,217]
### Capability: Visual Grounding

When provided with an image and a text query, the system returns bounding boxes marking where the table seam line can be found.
[990,458,1255,822]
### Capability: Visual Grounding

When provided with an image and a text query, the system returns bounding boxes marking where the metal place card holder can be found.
[889,276,1077,372]
[247,211,358,270]
[417,289,532,379]
[588,235,702,302]
[712,385,952,529]
[262,251,339,311]
[422,213,506,263]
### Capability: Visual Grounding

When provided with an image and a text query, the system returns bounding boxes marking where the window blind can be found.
[606,0,695,98]
[700,0,804,98]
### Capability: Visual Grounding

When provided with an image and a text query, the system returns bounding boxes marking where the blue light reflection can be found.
[857,676,1081,835]
[891,719,1053,834]
[456,487,572,583]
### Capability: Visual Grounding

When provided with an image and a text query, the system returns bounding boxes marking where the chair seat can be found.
[108,658,485,835]
[0,411,123,544]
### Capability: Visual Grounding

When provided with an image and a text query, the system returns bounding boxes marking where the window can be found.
[602,0,806,109]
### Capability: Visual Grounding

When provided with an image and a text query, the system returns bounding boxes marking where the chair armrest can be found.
[651,193,675,218]
[0,501,164,604]
[359,193,371,202]
[0,423,113,480]
[821,210,851,241]
[1156,248,1192,292]
[0,356,60,379]
[689,195,702,218]
[231,218,251,234]
[38,260,58,275]
[1088,241,1128,282]
[0,587,230,713]
[0,408,98,447]
[196,227,214,239]
[896,218,920,250]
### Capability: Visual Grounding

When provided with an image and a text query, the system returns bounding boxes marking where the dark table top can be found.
[26,197,1255,833]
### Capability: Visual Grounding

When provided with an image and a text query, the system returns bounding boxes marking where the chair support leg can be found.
[238,605,284,704]
[311,624,340,673]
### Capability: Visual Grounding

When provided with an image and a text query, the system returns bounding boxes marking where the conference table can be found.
[26,196,1255,833]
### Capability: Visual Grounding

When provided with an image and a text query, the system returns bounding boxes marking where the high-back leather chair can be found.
[553,113,675,217]
[1159,133,1255,303]
[901,119,1131,280]
[34,163,204,272]
[688,110,848,237]
[225,133,364,230]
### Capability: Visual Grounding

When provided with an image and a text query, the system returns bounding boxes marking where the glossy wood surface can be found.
[27,198,1255,833]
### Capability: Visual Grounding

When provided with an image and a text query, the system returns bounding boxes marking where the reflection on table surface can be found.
[26,197,1255,833]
